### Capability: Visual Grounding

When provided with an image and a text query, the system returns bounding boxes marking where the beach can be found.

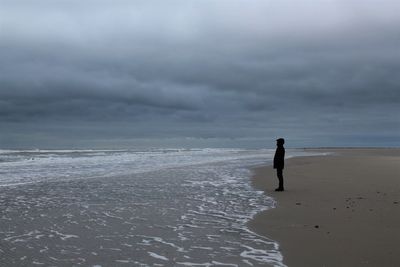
[249,149,400,267]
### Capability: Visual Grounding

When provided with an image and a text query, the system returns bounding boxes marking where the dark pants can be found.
[276,168,284,189]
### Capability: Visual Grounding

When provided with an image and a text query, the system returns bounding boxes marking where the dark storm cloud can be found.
[1,0,400,147]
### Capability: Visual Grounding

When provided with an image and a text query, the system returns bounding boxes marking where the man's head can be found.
[276,138,285,146]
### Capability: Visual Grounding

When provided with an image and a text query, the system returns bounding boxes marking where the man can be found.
[273,138,285,191]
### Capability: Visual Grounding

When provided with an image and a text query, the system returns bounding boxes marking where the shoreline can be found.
[248,148,400,267]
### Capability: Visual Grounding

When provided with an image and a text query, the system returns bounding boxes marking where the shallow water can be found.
[0,149,315,266]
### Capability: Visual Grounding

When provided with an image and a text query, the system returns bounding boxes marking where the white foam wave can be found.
[0,148,276,186]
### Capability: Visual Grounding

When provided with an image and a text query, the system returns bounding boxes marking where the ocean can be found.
[0,148,316,266]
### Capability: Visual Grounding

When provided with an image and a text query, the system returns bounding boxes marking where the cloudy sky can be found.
[1,0,399,148]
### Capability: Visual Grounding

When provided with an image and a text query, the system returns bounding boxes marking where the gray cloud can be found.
[1,0,399,148]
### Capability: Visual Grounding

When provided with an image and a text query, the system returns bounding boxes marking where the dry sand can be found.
[248,149,400,267]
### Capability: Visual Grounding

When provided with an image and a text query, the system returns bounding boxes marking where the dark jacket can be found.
[273,146,285,169]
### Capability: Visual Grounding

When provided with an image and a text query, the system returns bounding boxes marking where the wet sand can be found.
[249,149,400,267]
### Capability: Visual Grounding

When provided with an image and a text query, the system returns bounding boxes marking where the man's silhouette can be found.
[273,138,285,191]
